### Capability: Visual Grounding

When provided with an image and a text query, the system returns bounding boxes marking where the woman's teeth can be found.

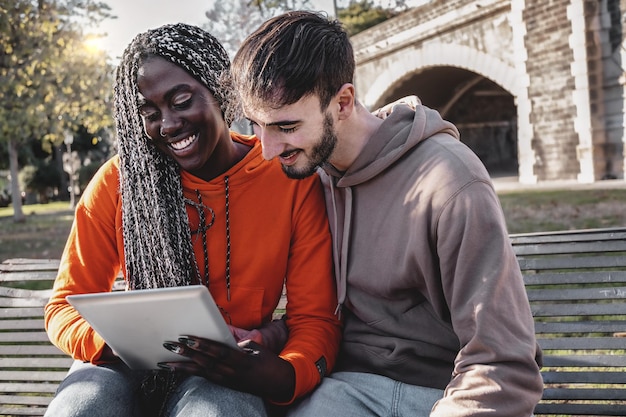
[170,135,196,150]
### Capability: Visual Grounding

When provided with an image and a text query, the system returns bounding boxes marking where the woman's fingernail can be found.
[163,342,183,354]
[157,362,172,370]
[178,336,197,348]
[243,347,260,356]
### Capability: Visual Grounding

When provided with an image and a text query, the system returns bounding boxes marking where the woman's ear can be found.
[335,83,355,120]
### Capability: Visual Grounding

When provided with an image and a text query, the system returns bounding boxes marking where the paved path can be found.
[493,177,626,193]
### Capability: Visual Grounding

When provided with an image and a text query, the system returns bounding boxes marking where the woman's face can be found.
[136,56,229,176]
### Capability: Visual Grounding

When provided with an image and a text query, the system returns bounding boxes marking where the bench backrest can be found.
[510,227,626,416]
[0,259,70,416]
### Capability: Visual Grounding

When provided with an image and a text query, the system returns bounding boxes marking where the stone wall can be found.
[350,0,626,183]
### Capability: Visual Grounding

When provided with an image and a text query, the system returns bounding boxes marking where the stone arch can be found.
[361,42,518,110]
[359,41,535,182]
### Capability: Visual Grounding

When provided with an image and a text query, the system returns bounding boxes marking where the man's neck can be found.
[330,101,384,172]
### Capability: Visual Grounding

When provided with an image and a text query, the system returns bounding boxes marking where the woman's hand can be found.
[159,335,295,403]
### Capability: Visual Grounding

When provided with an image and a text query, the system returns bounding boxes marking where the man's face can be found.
[243,94,338,179]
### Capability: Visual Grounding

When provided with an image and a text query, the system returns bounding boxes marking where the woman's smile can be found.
[169,134,198,151]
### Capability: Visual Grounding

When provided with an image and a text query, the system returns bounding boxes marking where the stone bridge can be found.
[351,0,626,184]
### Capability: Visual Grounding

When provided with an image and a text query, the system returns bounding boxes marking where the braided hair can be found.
[113,23,235,290]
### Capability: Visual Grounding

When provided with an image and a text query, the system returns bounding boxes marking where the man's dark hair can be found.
[231,10,355,110]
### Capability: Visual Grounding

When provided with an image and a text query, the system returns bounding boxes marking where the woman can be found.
[44,23,341,417]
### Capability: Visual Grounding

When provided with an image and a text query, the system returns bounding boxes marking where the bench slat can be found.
[518,255,626,271]
[0,331,52,343]
[537,336,626,350]
[514,240,626,256]
[509,227,626,243]
[542,387,626,400]
[542,354,626,368]
[542,371,626,384]
[0,307,45,318]
[0,406,47,416]
[0,345,66,356]
[0,286,53,300]
[530,302,626,317]
[0,357,74,369]
[0,298,48,308]
[534,403,626,416]
[0,258,60,270]
[534,320,626,334]
[0,371,71,383]
[524,270,626,286]
[527,287,626,302]
[0,394,52,406]
[0,381,60,393]
[0,318,46,331]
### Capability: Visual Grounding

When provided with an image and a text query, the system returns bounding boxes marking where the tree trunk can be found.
[54,144,69,201]
[8,137,25,223]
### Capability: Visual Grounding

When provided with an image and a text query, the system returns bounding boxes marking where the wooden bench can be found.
[0,259,69,416]
[1,226,626,416]
[510,227,626,416]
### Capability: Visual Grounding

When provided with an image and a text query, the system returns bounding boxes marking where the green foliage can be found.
[337,0,401,36]
[77,160,100,189]
[1,0,115,220]
[18,159,60,202]
[0,0,115,149]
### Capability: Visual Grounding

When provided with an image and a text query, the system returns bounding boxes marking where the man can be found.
[231,10,543,417]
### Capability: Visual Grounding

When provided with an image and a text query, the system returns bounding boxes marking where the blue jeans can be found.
[44,360,267,417]
[287,371,444,417]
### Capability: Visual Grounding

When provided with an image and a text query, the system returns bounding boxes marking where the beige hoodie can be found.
[319,104,543,416]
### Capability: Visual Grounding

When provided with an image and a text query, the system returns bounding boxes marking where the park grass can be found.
[498,188,626,233]
[1,188,626,262]
[0,201,74,261]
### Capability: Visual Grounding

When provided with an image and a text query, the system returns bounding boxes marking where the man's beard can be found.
[282,112,337,179]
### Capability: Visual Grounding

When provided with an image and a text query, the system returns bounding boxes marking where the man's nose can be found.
[256,128,282,161]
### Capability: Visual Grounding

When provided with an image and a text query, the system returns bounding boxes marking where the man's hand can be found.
[372,95,421,119]
[228,325,264,344]
[159,335,295,403]
[228,317,289,354]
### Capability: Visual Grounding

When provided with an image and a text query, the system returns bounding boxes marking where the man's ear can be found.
[335,83,355,120]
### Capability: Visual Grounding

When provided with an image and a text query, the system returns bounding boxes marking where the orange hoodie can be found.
[44,133,341,403]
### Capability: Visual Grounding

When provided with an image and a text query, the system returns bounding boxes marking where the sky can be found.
[96,0,337,60]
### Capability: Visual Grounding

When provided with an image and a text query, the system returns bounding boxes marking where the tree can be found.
[204,0,313,58]
[0,0,114,222]
[337,0,402,36]
[19,160,60,203]
[248,0,314,17]
[204,0,266,59]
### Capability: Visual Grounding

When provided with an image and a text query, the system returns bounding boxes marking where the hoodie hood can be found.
[320,104,460,314]
[323,104,459,187]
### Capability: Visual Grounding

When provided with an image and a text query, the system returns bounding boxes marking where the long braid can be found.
[113,24,235,290]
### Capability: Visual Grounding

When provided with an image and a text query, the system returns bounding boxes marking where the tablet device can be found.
[66,285,238,370]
